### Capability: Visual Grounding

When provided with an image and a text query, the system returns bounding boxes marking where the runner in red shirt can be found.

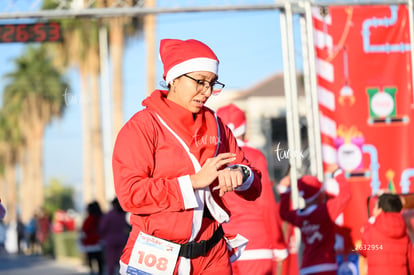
[113,39,261,275]
[359,193,411,275]
[279,168,351,275]
[216,103,288,275]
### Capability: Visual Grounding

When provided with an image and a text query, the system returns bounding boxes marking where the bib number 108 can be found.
[137,251,168,271]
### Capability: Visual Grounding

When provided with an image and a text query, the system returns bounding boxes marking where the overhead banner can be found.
[313,2,414,256]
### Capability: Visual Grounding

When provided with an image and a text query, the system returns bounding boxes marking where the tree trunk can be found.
[20,143,33,223]
[80,66,93,205]
[4,158,18,223]
[21,96,46,218]
[91,72,106,209]
[89,44,106,209]
[32,120,45,211]
[145,0,157,96]
[110,18,124,141]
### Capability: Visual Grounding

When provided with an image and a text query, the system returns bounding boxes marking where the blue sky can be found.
[0,3,303,196]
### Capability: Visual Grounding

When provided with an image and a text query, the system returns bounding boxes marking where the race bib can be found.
[127,232,180,275]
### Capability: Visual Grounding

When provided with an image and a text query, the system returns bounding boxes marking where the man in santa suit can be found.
[113,39,262,275]
[278,168,351,275]
[216,104,288,275]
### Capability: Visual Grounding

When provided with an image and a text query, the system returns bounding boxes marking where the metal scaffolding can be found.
[0,3,281,20]
[0,0,410,20]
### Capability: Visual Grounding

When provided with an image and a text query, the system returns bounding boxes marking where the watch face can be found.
[241,166,250,180]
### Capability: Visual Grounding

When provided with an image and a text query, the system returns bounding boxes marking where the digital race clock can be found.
[0,22,62,43]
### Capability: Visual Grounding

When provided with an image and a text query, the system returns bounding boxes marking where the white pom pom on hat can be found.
[159,39,219,84]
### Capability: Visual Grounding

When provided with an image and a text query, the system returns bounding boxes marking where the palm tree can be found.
[102,0,144,139]
[42,0,106,208]
[3,45,68,222]
[42,0,143,209]
[99,0,144,203]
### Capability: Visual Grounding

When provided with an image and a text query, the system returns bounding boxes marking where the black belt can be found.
[178,225,224,259]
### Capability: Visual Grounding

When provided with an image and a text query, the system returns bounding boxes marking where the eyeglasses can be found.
[182,74,225,96]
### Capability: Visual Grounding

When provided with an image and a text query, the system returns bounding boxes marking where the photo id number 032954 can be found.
[353,244,383,251]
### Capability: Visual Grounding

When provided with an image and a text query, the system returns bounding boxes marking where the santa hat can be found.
[216,104,246,137]
[159,39,219,84]
[298,175,323,203]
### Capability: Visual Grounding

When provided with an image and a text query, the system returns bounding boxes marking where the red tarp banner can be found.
[313,3,414,256]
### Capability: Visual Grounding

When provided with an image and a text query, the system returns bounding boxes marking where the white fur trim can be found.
[273,248,289,261]
[178,258,191,275]
[299,187,323,204]
[166,57,218,84]
[278,185,290,194]
[300,263,338,275]
[205,187,229,223]
[237,249,273,260]
[178,175,199,209]
[225,234,249,262]
[231,124,246,137]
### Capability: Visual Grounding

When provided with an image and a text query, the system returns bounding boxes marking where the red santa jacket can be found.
[359,212,410,275]
[81,214,102,252]
[279,171,351,275]
[222,140,287,262]
[112,90,261,272]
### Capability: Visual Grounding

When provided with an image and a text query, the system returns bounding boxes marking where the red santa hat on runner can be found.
[216,104,247,138]
[298,175,324,203]
[159,39,219,84]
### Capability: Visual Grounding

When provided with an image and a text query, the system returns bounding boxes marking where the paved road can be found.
[0,253,90,275]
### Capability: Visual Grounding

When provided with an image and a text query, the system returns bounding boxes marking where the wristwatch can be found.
[232,165,250,182]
